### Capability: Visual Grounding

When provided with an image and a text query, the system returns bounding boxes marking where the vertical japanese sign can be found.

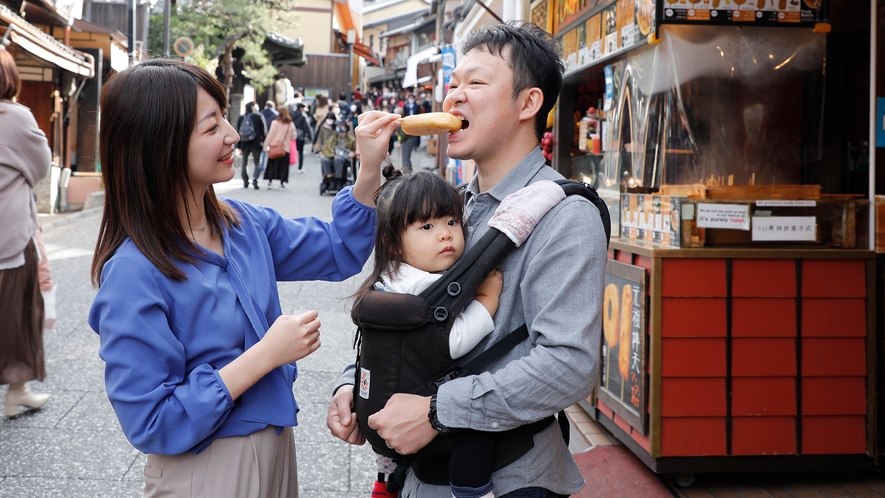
[598,260,648,435]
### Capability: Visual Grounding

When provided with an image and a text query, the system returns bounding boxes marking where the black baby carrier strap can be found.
[351,179,610,487]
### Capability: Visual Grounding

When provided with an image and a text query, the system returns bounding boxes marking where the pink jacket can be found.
[265,120,296,153]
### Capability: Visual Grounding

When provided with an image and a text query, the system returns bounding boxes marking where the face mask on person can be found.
[326,119,335,126]
[336,126,347,133]
[350,104,357,113]
[408,98,415,103]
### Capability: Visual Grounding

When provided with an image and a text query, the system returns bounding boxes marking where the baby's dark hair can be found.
[353,165,465,303]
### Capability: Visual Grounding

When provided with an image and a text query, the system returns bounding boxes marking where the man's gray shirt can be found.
[337,147,607,496]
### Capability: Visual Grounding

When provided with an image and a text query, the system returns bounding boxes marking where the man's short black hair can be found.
[463,21,563,141]
[245,102,257,112]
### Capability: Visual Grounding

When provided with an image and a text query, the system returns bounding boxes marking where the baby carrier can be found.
[351,179,611,486]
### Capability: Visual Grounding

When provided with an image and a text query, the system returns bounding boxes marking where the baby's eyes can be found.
[447,219,458,227]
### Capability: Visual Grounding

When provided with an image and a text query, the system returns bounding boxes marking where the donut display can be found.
[603,283,620,349]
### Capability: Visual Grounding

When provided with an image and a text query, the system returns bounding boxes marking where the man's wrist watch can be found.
[428,394,456,434]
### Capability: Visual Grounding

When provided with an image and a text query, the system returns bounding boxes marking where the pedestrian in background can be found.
[237,101,266,190]
[0,48,52,418]
[258,101,279,174]
[88,58,388,497]
[399,94,423,174]
[264,107,296,189]
[290,102,312,174]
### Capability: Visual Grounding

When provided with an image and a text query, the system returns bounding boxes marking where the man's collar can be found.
[465,147,546,203]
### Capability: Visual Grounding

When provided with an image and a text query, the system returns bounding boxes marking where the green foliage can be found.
[146,0,300,92]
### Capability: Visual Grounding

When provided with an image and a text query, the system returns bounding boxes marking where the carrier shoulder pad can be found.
[351,290,431,330]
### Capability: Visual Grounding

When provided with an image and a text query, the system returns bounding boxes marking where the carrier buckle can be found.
[434,372,458,387]
[433,307,448,321]
[447,282,461,296]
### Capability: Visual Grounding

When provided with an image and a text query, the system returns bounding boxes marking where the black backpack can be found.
[238,113,257,142]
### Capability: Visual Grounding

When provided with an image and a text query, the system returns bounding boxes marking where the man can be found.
[328,21,607,497]
[290,102,313,174]
[260,100,278,127]
[236,102,267,189]
[258,101,279,173]
[399,93,423,174]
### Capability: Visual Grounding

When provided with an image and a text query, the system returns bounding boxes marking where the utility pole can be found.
[163,0,170,57]
[127,0,136,61]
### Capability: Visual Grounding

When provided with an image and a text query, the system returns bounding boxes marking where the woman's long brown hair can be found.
[91,59,240,286]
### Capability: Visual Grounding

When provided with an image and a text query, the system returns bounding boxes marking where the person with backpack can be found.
[236,102,266,190]
[328,21,607,497]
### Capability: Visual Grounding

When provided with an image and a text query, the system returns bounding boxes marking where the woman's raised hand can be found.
[351,111,402,207]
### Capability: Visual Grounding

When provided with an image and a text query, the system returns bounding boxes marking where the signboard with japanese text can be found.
[559,0,655,73]
[751,216,817,241]
[660,0,827,26]
[599,260,648,435]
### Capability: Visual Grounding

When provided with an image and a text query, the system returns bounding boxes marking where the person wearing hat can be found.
[320,120,356,193]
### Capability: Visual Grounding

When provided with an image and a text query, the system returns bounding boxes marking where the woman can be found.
[88,59,399,497]
[313,113,337,154]
[263,107,296,189]
[0,48,52,417]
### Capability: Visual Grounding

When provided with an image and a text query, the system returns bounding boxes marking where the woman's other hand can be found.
[263,310,322,364]
[218,310,321,400]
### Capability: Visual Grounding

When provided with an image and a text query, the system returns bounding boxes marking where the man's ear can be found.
[517,87,544,124]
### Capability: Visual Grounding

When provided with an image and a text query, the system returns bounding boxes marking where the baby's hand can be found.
[263,310,322,366]
[474,270,503,318]
[476,269,503,299]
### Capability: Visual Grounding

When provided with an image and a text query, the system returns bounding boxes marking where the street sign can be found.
[173,37,195,57]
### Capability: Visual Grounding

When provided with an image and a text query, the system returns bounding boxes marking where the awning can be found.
[335,31,380,66]
[380,17,435,39]
[0,4,93,77]
[353,41,380,66]
[402,46,439,88]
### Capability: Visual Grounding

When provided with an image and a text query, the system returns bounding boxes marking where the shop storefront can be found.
[541,0,877,485]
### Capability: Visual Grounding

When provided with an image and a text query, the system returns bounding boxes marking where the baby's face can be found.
[401,216,465,273]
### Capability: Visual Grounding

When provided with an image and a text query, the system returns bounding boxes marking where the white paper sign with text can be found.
[752,216,817,241]
[696,203,751,230]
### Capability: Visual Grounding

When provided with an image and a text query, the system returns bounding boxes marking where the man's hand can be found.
[367,393,437,455]
[327,387,366,445]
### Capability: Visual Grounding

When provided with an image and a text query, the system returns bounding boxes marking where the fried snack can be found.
[603,283,620,349]
[400,112,463,136]
[618,284,633,380]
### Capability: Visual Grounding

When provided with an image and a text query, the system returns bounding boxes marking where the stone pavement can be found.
[4,146,885,497]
